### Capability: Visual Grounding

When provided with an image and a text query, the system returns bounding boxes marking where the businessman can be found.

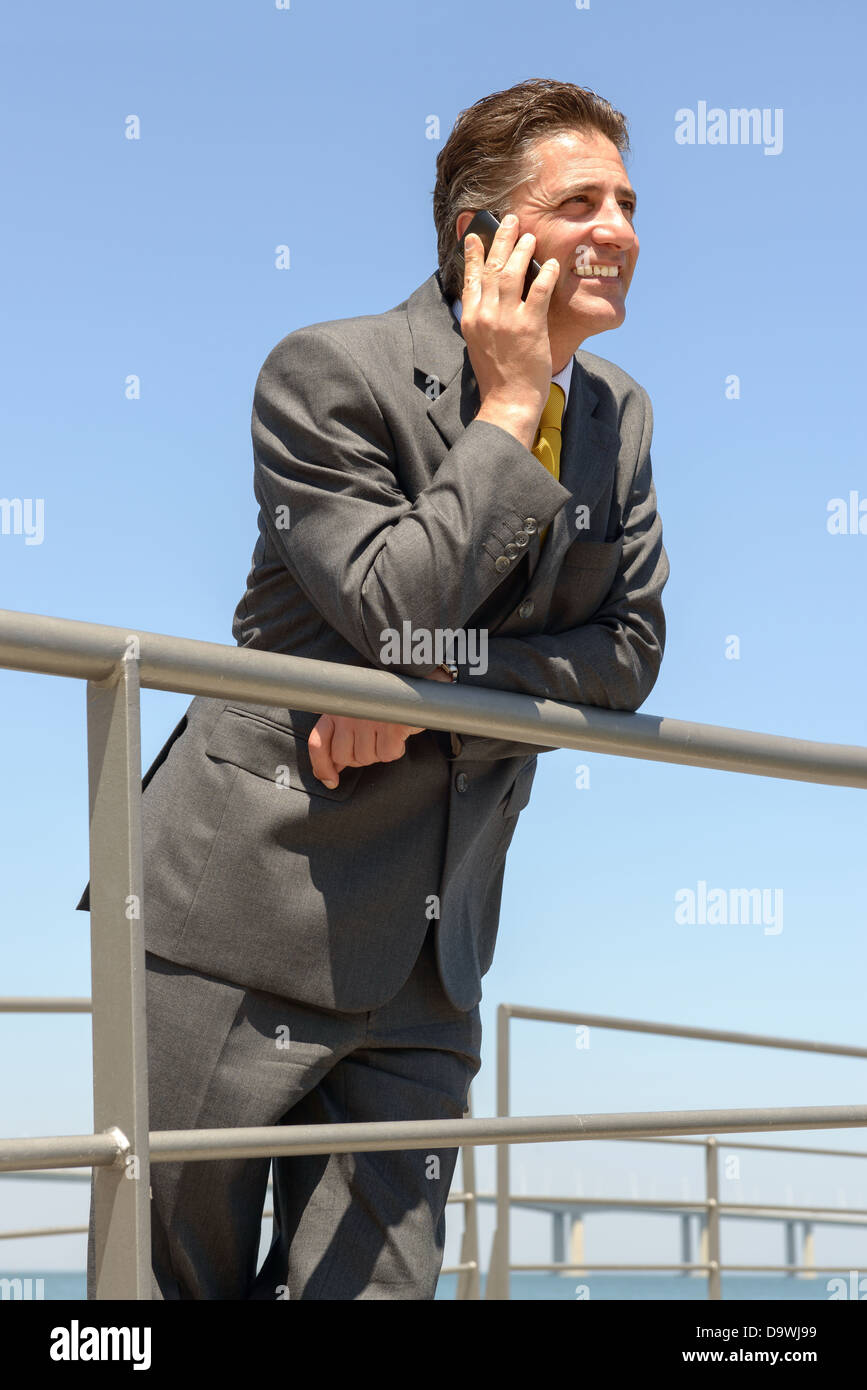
[77,77,668,1299]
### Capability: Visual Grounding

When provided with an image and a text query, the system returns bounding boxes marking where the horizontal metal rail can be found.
[0,1224,88,1242]
[0,1131,127,1173]
[0,1172,92,1182]
[511,1263,848,1275]
[504,1004,867,1058]
[497,1194,867,1221]
[643,1136,867,1158]
[1,608,865,785]
[0,999,90,1013]
[2,1106,866,1175]
[8,1199,866,1235]
[519,1262,713,1273]
[5,1129,867,1161]
[5,998,867,1060]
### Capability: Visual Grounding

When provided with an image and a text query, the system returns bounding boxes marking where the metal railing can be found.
[486,1007,867,1298]
[0,1153,481,1300]
[6,1127,867,1299]
[0,606,865,1300]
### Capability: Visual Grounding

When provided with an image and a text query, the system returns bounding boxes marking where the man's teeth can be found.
[573,264,620,277]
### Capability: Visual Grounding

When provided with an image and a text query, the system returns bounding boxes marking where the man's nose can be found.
[592,197,636,245]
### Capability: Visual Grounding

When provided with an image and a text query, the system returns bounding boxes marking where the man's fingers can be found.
[331,719,364,771]
[350,720,379,766]
[463,216,519,306]
[374,724,422,762]
[374,728,404,762]
[483,212,520,272]
[496,230,542,301]
[463,216,549,319]
[462,231,483,314]
[523,256,560,311]
[308,714,340,788]
[309,714,427,786]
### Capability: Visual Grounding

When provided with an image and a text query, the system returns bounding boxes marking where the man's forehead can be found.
[521,129,630,195]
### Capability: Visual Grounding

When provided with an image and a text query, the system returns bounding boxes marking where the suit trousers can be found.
[86,923,482,1300]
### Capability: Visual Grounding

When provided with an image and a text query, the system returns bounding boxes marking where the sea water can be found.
[0,1271,856,1301]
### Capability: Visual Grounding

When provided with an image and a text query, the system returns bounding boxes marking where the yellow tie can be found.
[532,382,565,545]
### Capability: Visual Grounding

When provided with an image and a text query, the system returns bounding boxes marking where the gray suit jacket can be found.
[76,269,669,1013]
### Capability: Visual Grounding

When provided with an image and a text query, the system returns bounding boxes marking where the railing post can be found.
[682,1213,694,1274]
[455,1089,480,1300]
[705,1137,721,1299]
[485,1006,511,1299]
[86,657,152,1299]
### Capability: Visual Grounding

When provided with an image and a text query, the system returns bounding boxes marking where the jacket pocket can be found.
[205,706,364,801]
[75,710,191,913]
[561,532,624,571]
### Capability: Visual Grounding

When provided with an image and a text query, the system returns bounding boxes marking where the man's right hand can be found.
[460,214,559,452]
[308,668,452,788]
[309,714,424,788]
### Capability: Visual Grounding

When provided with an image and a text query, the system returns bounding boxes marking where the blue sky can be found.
[1,0,865,1282]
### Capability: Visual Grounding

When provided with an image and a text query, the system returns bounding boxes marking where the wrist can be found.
[430,662,457,683]
[475,397,542,452]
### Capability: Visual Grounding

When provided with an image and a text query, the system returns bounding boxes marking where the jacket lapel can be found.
[405,272,477,447]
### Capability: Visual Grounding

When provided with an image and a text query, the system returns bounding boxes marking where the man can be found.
[77,77,668,1300]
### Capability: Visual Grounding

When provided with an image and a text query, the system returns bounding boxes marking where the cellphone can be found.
[460,209,543,300]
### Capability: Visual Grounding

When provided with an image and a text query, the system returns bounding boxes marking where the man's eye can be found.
[562,195,636,215]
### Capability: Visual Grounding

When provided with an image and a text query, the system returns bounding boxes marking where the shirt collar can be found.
[450,297,574,405]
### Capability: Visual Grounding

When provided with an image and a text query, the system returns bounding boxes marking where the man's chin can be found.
[558,304,625,342]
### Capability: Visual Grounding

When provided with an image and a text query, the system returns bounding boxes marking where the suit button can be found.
[494,555,510,572]
[518,599,534,619]
[515,531,529,546]
[504,541,519,558]
[524,517,537,533]
[455,772,469,793]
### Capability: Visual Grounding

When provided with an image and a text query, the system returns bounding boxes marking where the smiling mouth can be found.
[571,264,622,279]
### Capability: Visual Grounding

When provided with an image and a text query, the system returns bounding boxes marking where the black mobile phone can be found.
[460,209,543,300]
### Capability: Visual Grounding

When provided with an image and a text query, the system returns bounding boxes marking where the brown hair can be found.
[432,78,631,302]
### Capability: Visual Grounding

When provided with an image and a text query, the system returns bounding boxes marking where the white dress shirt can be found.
[450,297,574,406]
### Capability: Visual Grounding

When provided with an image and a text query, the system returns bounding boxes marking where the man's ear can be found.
[455,210,474,242]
